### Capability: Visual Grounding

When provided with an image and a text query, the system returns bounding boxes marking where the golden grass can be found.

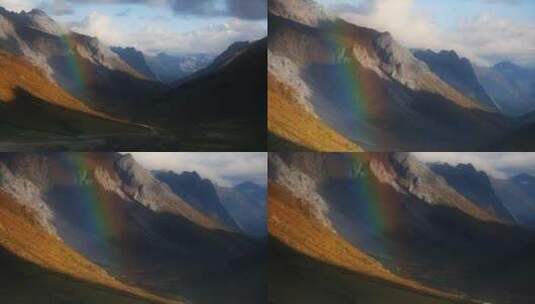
[0,51,114,120]
[0,190,182,304]
[268,182,463,301]
[268,73,362,151]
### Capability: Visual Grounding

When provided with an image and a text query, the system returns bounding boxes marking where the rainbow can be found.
[320,22,388,147]
[57,153,129,269]
[59,34,87,90]
[346,153,404,263]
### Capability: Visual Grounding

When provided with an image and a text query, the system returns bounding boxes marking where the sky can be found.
[128,152,267,187]
[413,152,535,179]
[316,0,535,67]
[0,0,267,55]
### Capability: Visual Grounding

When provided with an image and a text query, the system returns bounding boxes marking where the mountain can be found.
[269,152,535,304]
[145,52,214,83]
[0,50,158,150]
[0,5,267,150]
[268,182,462,304]
[430,162,515,223]
[0,153,266,304]
[174,41,254,86]
[491,173,535,229]
[153,170,267,238]
[413,49,498,111]
[0,186,180,303]
[111,46,157,80]
[268,0,510,151]
[154,170,240,231]
[152,38,267,150]
[474,62,535,116]
[217,182,267,238]
[0,7,165,117]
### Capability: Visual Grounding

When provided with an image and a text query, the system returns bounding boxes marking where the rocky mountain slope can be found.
[0,7,165,117]
[0,153,266,304]
[268,0,509,151]
[154,170,240,231]
[0,5,267,150]
[0,50,156,149]
[413,49,498,111]
[430,162,515,223]
[269,152,535,304]
[111,46,157,80]
[0,190,182,304]
[268,182,464,304]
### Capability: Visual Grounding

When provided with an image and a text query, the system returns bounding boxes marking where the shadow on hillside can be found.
[268,237,471,304]
[0,87,265,151]
[45,184,267,304]
[0,246,155,304]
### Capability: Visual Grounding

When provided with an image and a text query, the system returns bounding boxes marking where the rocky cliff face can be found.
[270,152,535,304]
[430,162,515,223]
[154,170,240,231]
[268,0,507,150]
[0,153,265,304]
[111,46,157,80]
[413,49,498,111]
[0,7,142,81]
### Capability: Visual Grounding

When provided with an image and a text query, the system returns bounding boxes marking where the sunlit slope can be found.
[268,74,362,151]
[0,190,182,304]
[0,51,103,116]
[0,51,146,140]
[268,183,468,303]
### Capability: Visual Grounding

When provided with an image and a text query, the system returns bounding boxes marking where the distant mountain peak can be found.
[512,173,535,184]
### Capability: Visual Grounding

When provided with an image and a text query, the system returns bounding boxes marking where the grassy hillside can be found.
[268,183,471,303]
[268,74,362,152]
[0,190,182,304]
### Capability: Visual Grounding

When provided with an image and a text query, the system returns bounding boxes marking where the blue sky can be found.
[316,0,535,66]
[0,0,267,55]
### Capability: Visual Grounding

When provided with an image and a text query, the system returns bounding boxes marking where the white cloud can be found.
[327,0,535,66]
[0,0,35,12]
[413,152,535,179]
[70,12,266,54]
[128,152,267,187]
